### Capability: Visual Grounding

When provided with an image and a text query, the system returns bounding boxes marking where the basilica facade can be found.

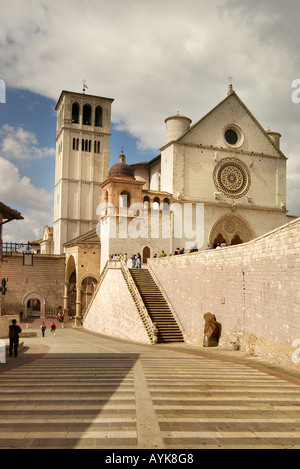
[51,85,292,321]
[54,86,290,254]
[1,85,295,330]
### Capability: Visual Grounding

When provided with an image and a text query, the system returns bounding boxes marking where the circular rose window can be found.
[213,158,251,199]
[223,125,244,147]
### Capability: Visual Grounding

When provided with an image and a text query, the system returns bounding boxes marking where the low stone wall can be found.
[148,217,300,368]
[83,262,152,344]
[0,315,19,339]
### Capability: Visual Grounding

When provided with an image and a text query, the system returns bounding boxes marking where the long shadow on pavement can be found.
[0,352,139,449]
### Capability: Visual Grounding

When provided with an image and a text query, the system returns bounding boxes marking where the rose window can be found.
[213,158,250,199]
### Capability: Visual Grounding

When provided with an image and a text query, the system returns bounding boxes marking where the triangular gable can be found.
[177,89,286,159]
[64,228,100,247]
[42,225,53,240]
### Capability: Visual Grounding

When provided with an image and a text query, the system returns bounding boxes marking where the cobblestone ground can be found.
[1,326,300,449]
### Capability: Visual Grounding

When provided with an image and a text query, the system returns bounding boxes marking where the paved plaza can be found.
[1,323,300,450]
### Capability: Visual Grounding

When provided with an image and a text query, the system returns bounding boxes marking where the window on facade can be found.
[72,103,80,124]
[119,191,131,209]
[81,139,92,152]
[143,196,150,211]
[162,198,170,210]
[95,106,103,127]
[72,138,79,150]
[83,104,92,125]
[153,197,160,210]
[94,141,101,153]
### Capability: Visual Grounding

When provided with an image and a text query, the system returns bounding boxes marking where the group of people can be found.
[40,321,57,337]
[110,253,128,262]
[154,245,198,258]
[131,253,142,268]
[110,245,200,266]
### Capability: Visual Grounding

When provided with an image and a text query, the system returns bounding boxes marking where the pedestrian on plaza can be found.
[8,319,22,357]
[50,322,56,336]
[136,253,141,268]
[40,322,47,337]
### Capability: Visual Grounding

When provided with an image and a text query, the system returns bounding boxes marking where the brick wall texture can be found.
[1,254,65,319]
[148,217,300,367]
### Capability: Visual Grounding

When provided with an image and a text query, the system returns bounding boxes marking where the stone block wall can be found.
[1,254,65,318]
[83,262,152,344]
[148,217,300,367]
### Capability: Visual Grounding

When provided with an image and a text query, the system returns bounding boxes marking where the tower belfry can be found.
[53,90,114,254]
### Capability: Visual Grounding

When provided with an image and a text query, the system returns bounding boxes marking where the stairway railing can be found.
[120,260,156,344]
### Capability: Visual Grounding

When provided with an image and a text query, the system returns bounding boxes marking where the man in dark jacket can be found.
[9,319,22,357]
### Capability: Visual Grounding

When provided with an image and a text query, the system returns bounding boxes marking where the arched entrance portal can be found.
[209,214,254,248]
[68,271,77,318]
[23,292,45,318]
[142,246,150,263]
[64,255,77,321]
[81,276,98,313]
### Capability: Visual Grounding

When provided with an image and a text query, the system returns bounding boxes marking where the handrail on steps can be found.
[119,260,156,344]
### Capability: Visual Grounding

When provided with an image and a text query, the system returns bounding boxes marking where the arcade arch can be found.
[209,214,254,248]
[23,291,45,318]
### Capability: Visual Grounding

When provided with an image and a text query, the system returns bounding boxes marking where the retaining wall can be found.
[83,262,152,344]
[148,217,300,367]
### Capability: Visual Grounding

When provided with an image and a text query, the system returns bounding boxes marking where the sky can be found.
[0,0,300,243]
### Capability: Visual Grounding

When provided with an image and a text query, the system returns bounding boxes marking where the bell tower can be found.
[53,90,114,254]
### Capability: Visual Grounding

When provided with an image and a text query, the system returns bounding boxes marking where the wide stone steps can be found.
[129,269,184,343]
[2,338,300,449]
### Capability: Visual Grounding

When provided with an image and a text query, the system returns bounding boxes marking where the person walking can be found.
[50,322,56,337]
[9,319,22,357]
[40,322,47,337]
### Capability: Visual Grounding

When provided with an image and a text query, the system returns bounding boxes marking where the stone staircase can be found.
[129,268,184,343]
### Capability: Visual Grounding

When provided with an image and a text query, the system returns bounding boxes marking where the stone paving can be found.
[1,325,300,449]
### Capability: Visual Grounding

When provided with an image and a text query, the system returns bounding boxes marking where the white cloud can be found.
[0,124,55,161]
[0,1,299,150]
[2,208,52,243]
[0,156,52,210]
[0,0,299,219]
[0,156,53,241]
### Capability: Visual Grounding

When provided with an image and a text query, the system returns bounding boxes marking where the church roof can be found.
[63,229,100,248]
[160,85,287,159]
[109,151,135,179]
[0,202,23,221]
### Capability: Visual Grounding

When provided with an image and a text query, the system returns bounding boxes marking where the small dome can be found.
[109,152,134,179]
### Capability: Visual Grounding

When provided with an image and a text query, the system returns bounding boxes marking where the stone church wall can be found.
[1,254,65,319]
[148,217,300,368]
[83,262,152,344]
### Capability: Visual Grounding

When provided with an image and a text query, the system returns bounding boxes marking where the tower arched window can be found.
[143,196,150,211]
[72,103,80,124]
[153,197,160,210]
[83,104,92,125]
[95,106,103,127]
[162,198,170,211]
[119,191,131,209]
[94,141,101,153]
